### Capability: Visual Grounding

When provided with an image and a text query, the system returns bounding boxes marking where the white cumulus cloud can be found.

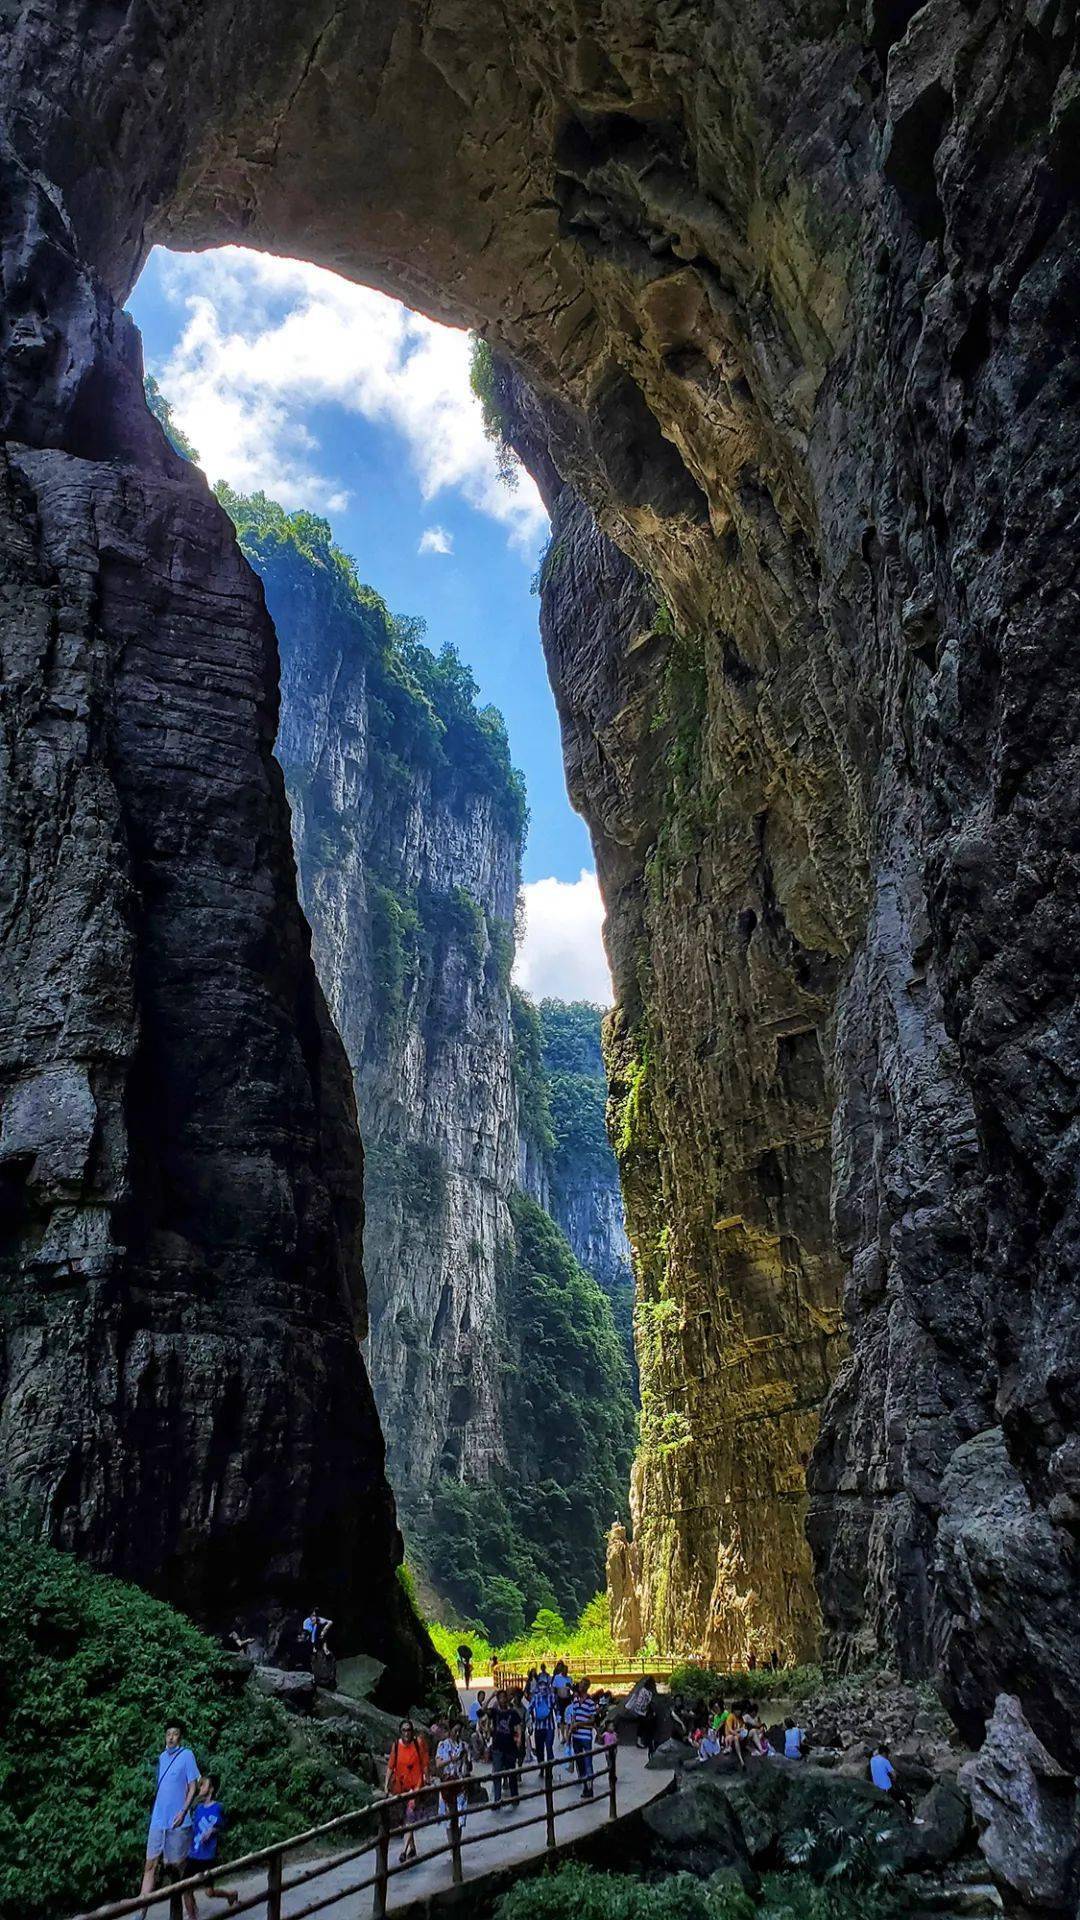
[419,525,454,555]
[143,246,548,551]
[513,870,613,1005]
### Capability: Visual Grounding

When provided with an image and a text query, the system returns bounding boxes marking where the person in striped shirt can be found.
[568,1681,598,1799]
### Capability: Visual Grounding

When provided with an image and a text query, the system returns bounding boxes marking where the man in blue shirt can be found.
[870,1743,895,1793]
[139,1721,201,1916]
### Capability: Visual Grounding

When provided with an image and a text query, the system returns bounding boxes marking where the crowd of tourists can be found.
[384,1664,618,1867]
[136,1643,912,1906]
[665,1691,806,1764]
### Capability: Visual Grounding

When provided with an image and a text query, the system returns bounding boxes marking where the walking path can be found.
[230,1732,668,1916]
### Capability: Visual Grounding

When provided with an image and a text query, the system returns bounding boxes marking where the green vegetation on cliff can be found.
[145,373,200,464]
[219,486,528,842]
[539,1000,614,1184]
[0,1539,367,1920]
[425,1193,635,1634]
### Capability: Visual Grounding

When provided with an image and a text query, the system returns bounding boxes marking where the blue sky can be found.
[128,247,610,1002]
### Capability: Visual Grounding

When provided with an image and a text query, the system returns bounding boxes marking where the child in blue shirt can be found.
[190,1776,239,1909]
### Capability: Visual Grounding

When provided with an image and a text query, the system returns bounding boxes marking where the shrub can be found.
[494,1865,909,1920]
[495,1865,752,1920]
[0,1538,365,1920]
[669,1663,823,1706]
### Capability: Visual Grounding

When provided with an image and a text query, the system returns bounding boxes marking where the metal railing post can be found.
[266,1848,282,1920]
[607,1742,617,1821]
[448,1796,463,1886]
[373,1802,390,1918]
[544,1760,556,1849]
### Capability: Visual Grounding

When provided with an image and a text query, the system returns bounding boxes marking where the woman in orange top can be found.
[385,1721,430,1865]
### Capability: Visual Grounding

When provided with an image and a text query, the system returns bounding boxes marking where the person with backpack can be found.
[530,1664,556,1764]
[188,1776,239,1911]
[385,1720,430,1865]
[139,1720,202,1918]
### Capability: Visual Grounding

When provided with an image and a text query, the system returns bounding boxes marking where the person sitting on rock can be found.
[698,1722,723,1762]
[743,1709,770,1757]
[783,1717,806,1760]
[722,1704,746,1767]
[870,1741,914,1815]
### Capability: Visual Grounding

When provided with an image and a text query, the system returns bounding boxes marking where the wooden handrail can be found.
[75,1742,621,1920]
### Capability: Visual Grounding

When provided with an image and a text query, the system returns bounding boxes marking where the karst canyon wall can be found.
[233,498,634,1626]
[1,0,1078,1763]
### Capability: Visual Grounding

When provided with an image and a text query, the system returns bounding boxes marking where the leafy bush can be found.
[0,1538,366,1920]
[496,1866,753,1920]
[480,1576,528,1646]
[468,336,520,487]
[369,880,422,1022]
[669,1663,824,1705]
[419,1199,634,1635]
[494,1864,909,1920]
[419,884,487,969]
[502,1192,636,1620]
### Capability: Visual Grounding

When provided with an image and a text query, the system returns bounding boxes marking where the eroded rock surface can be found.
[1,0,1078,1778]
[0,423,430,1690]
[959,1694,1079,1911]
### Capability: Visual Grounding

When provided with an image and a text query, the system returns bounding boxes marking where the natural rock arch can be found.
[1,0,1078,1752]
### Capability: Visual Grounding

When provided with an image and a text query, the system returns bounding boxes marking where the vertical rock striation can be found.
[3,0,1079,1775]
[237,498,525,1502]
[504,440,849,1665]
[234,494,637,1627]
[0,387,429,1690]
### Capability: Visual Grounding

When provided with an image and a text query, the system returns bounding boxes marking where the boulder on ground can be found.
[646,1737,696,1771]
[311,1687,401,1749]
[253,1666,315,1713]
[642,1772,753,1882]
[642,1757,912,1884]
[959,1693,1078,1910]
[903,1778,973,1867]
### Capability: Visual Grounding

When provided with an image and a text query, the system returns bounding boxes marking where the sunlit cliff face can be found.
[3,0,1080,1767]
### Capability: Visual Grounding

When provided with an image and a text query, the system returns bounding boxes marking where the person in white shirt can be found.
[435,1720,471,1831]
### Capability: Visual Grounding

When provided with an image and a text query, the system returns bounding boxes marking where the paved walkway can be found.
[231,1740,668,1917]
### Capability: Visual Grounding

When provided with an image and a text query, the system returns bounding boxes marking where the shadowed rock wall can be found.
[0,410,431,1688]
[1,0,1078,1760]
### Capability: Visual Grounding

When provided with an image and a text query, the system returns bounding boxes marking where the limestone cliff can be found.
[501,445,845,1666]
[0,409,431,1693]
[236,495,524,1504]
[232,494,635,1631]
[539,1000,636,1382]
[2,0,1078,1782]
